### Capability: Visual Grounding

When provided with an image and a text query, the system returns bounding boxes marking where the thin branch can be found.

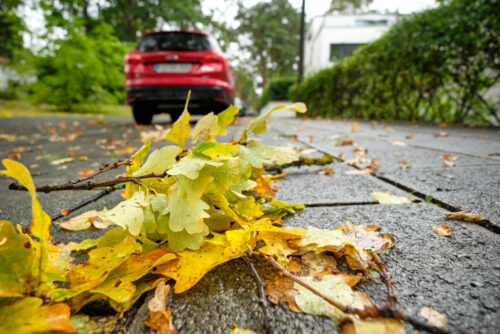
[241,256,273,334]
[258,252,451,334]
[9,171,168,193]
[50,186,119,222]
[372,251,397,308]
[70,159,131,185]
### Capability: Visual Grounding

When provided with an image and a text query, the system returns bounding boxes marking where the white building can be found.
[304,14,399,75]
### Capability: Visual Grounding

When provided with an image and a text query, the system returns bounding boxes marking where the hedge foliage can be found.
[294,0,500,124]
[260,76,296,108]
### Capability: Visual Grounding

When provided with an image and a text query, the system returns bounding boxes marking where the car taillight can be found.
[200,55,223,72]
[125,53,144,65]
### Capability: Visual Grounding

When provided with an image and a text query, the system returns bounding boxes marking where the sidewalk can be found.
[0,115,498,333]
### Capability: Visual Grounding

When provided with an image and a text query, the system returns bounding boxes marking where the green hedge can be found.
[294,0,500,124]
[260,76,296,108]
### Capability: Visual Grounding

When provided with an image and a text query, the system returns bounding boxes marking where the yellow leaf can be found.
[191,112,220,143]
[342,318,405,334]
[230,325,257,334]
[154,232,248,293]
[351,122,358,132]
[217,105,239,136]
[372,192,412,204]
[0,297,75,333]
[0,159,51,286]
[166,91,191,149]
[419,306,449,330]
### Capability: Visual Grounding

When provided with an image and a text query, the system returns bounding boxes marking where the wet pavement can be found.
[0,114,499,333]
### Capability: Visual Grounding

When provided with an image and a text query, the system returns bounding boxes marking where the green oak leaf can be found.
[132,146,178,176]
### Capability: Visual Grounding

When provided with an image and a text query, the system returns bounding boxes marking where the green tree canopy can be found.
[236,0,300,88]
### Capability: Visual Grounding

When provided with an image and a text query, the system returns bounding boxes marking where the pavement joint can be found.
[271,125,500,235]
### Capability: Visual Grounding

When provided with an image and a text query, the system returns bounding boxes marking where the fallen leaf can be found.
[351,122,358,132]
[338,152,344,160]
[371,158,380,168]
[308,135,314,142]
[341,140,354,146]
[66,151,75,157]
[438,123,451,128]
[372,192,412,204]
[389,140,406,147]
[353,147,368,155]
[399,160,410,169]
[433,224,454,237]
[345,167,374,175]
[230,325,257,334]
[78,156,88,161]
[443,160,455,168]
[370,121,377,129]
[419,306,449,330]
[78,168,94,176]
[437,173,454,179]
[144,281,178,334]
[114,146,138,155]
[435,132,449,137]
[405,133,416,139]
[61,208,69,216]
[441,154,457,161]
[317,168,335,175]
[50,157,74,165]
[382,125,394,133]
[445,211,482,222]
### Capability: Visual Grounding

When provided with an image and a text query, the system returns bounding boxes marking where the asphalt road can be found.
[0,114,499,333]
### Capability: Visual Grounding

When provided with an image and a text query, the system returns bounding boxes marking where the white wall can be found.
[304,14,399,75]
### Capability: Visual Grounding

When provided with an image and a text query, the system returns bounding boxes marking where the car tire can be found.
[132,103,153,125]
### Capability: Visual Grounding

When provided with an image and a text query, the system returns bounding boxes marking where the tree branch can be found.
[241,256,274,334]
[70,159,131,185]
[258,252,451,334]
[9,171,168,193]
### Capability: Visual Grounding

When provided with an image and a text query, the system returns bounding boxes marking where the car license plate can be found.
[155,63,192,73]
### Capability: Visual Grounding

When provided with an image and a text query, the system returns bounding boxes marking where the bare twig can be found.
[50,186,119,222]
[258,252,450,334]
[241,256,273,334]
[372,252,397,308]
[70,159,131,185]
[9,171,169,193]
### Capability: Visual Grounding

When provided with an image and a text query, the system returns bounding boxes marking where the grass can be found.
[0,99,131,117]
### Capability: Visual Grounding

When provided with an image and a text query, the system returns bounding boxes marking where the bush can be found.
[260,76,296,108]
[25,23,130,110]
[296,0,500,124]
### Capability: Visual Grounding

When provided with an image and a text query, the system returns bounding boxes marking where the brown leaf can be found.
[341,140,354,146]
[144,283,178,334]
[371,158,380,168]
[370,120,377,129]
[419,306,449,330]
[66,151,75,157]
[433,224,454,237]
[445,211,482,222]
[382,125,394,133]
[317,168,335,175]
[353,147,368,155]
[78,168,95,176]
[308,135,314,142]
[405,133,416,139]
[434,132,449,137]
[442,160,455,168]
[61,208,69,216]
[399,160,410,169]
[441,154,457,161]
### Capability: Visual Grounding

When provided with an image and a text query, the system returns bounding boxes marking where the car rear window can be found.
[137,32,213,52]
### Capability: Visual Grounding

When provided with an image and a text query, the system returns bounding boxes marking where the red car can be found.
[124,30,235,124]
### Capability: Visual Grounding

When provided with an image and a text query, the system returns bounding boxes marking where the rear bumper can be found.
[127,85,231,108]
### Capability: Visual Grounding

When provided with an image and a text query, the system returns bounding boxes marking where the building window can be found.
[355,19,388,26]
[329,44,363,61]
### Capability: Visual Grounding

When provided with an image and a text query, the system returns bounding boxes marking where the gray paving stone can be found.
[283,203,500,334]
[274,164,416,205]
[378,165,500,223]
